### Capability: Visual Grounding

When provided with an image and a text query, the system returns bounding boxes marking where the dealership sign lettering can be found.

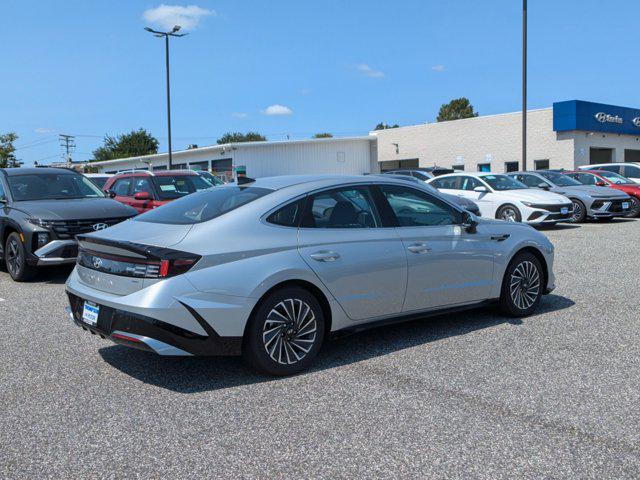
[594,112,623,124]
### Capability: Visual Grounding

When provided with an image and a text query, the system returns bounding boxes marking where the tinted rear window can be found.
[152,175,212,200]
[134,186,273,224]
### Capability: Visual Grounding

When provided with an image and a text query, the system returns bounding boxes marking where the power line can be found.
[59,134,76,167]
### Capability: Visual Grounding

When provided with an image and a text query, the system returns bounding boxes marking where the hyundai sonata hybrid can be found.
[428,172,573,224]
[66,175,555,375]
[507,170,631,222]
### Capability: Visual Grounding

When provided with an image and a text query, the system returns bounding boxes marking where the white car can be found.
[428,172,573,224]
[578,163,640,184]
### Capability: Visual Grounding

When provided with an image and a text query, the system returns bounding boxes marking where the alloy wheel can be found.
[509,260,541,310]
[626,197,640,218]
[501,208,518,222]
[6,239,21,276]
[262,299,317,365]
[571,200,583,222]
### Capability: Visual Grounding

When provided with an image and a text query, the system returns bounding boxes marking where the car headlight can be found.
[36,232,50,248]
[521,201,534,207]
[28,218,47,227]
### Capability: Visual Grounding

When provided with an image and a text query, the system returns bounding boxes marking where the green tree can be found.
[373,122,399,130]
[0,132,21,168]
[92,129,159,161]
[217,132,266,144]
[436,97,478,122]
[313,133,333,138]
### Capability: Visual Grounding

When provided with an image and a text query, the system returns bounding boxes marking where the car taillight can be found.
[78,248,200,279]
[158,258,199,278]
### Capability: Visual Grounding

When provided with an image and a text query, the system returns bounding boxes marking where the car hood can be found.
[14,198,136,219]
[496,189,568,203]
[83,219,193,248]
[552,185,629,199]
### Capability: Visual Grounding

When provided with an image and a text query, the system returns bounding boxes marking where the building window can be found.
[505,162,519,173]
[189,161,209,171]
[477,163,491,172]
[152,165,167,171]
[173,163,187,170]
[534,159,550,170]
[452,165,465,171]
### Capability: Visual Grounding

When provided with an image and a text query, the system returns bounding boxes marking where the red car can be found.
[103,170,213,214]
[563,169,640,217]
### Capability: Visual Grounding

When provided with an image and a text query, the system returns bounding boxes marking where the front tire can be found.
[4,232,37,282]
[569,199,587,223]
[499,252,543,317]
[624,196,640,218]
[243,286,325,376]
[496,204,522,223]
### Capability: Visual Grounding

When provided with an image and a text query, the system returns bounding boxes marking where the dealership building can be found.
[373,100,640,173]
[86,136,378,180]
[82,100,640,178]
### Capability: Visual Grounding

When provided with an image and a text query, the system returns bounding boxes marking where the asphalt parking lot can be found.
[2,219,640,479]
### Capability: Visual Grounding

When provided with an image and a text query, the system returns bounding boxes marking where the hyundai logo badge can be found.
[92,257,103,269]
[92,223,108,231]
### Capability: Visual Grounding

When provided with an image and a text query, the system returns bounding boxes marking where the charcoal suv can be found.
[0,167,136,281]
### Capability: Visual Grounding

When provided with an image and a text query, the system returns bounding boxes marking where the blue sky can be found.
[4,0,640,167]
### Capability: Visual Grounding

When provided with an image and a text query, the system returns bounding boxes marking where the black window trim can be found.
[374,183,466,229]
[262,195,307,229]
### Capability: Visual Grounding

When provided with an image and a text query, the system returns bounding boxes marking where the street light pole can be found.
[145,25,187,170]
[522,0,527,171]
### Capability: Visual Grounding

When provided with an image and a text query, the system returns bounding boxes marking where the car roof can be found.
[434,172,506,179]
[230,174,433,192]
[112,169,200,178]
[0,167,77,176]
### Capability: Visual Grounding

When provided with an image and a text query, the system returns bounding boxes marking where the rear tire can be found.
[243,286,325,376]
[496,204,522,223]
[569,199,587,223]
[499,252,543,317]
[4,232,37,282]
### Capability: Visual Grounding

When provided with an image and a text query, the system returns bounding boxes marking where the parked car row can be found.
[1,164,636,376]
[383,167,640,224]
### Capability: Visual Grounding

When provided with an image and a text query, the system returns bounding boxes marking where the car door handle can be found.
[491,234,510,242]
[309,251,340,262]
[407,243,431,254]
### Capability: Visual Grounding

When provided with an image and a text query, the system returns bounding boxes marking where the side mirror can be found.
[538,182,550,190]
[473,185,489,193]
[462,211,478,233]
[595,181,606,187]
[106,190,116,198]
[0,196,7,204]
[134,191,151,201]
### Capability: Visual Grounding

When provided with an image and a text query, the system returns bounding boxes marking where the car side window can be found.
[380,184,462,227]
[0,179,5,199]
[460,176,482,191]
[266,199,304,227]
[112,178,133,196]
[624,165,640,177]
[597,165,620,174]
[301,187,380,228]
[576,173,597,185]
[519,174,543,188]
[430,176,459,190]
[132,178,153,195]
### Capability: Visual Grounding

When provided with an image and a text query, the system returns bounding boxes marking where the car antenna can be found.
[237,176,255,185]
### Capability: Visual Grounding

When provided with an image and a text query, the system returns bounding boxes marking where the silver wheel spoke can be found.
[509,260,540,311]
[263,298,318,365]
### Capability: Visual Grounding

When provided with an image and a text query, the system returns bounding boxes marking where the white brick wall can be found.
[371,109,576,172]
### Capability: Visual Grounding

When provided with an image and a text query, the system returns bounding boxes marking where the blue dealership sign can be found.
[553,100,640,135]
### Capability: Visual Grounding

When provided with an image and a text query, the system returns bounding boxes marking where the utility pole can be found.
[144,25,187,170]
[59,134,76,167]
[522,0,527,171]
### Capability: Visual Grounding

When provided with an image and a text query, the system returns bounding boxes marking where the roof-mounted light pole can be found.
[144,25,187,170]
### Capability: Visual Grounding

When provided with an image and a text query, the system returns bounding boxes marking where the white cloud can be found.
[431,64,445,72]
[231,112,248,118]
[262,104,293,116]
[34,127,54,134]
[143,4,215,31]
[357,64,384,78]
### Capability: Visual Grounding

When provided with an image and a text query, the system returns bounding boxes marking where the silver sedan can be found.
[66,175,556,375]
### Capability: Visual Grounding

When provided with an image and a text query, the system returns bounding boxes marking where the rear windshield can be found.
[134,186,273,224]
[8,173,104,201]
[152,175,213,200]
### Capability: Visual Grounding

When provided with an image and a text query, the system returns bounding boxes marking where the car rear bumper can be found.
[67,291,243,356]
